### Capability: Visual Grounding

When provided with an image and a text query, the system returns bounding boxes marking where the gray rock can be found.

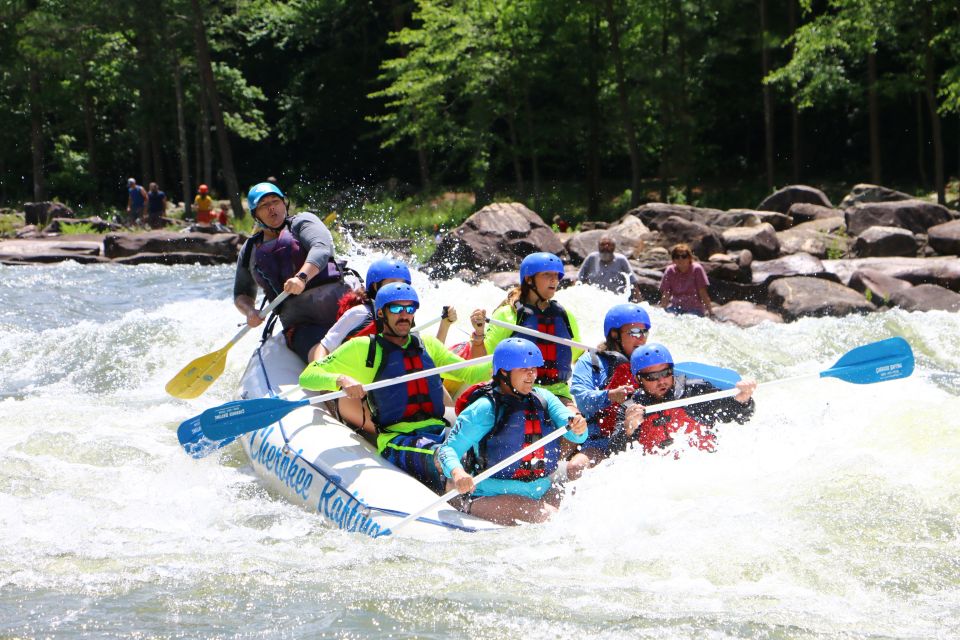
[625,203,725,229]
[823,256,960,291]
[657,216,725,260]
[425,202,563,278]
[23,201,74,226]
[720,209,792,231]
[751,252,836,285]
[839,183,913,209]
[103,231,243,260]
[927,219,960,256]
[112,252,231,266]
[713,300,783,327]
[767,276,876,321]
[847,268,913,306]
[852,225,918,257]
[777,216,848,258]
[788,203,841,224]
[844,199,955,236]
[888,284,960,312]
[721,223,780,260]
[565,216,650,263]
[757,185,832,214]
[43,216,122,234]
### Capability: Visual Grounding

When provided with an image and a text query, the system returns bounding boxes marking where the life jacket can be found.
[634,404,716,456]
[365,335,446,430]
[592,351,633,438]
[458,383,559,481]
[514,301,574,385]
[128,186,146,208]
[243,219,343,301]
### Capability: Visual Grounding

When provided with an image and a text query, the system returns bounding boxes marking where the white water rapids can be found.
[1,256,958,638]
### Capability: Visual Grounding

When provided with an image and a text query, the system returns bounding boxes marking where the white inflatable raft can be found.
[236,334,503,539]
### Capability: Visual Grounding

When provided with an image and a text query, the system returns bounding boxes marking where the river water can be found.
[1,255,958,638]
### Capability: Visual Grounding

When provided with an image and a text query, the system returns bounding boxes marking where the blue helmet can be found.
[519,252,565,284]
[374,282,419,313]
[630,343,673,376]
[603,303,651,337]
[247,182,285,213]
[492,338,544,373]
[366,259,412,289]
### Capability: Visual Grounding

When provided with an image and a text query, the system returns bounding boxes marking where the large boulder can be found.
[788,202,841,224]
[767,276,876,321]
[565,216,650,263]
[847,268,913,306]
[823,256,960,291]
[839,183,913,209]
[625,203,725,229]
[43,216,122,234]
[777,217,847,258]
[927,219,960,256]
[425,202,563,278]
[852,225,918,257]
[102,231,243,262]
[718,209,792,231]
[721,223,780,260]
[888,284,960,312]
[23,201,74,226]
[0,237,105,265]
[702,250,752,284]
[657,216,725,260]
[713,300,784,327]
[757,185,832,214]
[844,199,955,236]
[751,252,836,285]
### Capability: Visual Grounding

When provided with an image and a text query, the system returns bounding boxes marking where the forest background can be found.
[2,0,960,234]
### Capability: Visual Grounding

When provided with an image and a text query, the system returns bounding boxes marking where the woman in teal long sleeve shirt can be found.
[436,338,587,525]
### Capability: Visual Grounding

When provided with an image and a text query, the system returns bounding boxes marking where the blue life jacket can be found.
[247,220,343,301]
[147,190,166,213]
[365,335,446,430]
[128,186,146,208]
[462,384,559,481]
[514,301,574,385]
[591,350,632,439]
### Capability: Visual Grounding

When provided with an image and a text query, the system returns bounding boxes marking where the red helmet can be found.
[198,184,209,194]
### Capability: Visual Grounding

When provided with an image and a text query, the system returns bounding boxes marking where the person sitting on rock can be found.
[658,243,714,317]
[577,234,635,294]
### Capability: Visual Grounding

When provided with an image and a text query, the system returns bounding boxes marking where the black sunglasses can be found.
[637,366,673,382]
[672,252,691,259]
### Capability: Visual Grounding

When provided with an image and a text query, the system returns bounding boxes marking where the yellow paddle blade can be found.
[164,346,230,399]
[323,211,337,226]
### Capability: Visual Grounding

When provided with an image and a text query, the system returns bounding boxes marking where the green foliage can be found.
[58,221,100,235]
[0,213,23,238]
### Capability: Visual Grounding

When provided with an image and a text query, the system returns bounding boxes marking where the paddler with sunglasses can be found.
[299,283,492,494]
[570,303,652,462]
[609,343,757,456]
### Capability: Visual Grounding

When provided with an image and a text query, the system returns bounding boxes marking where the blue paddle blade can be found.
[821,337,914,385]
[674,361,742,390]
[177,415,237,459]
[200,396,309,441]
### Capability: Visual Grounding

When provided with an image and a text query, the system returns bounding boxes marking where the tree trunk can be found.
[390,0,431,191]
[523,89,542,210]
[586,5,601,217]
[506,112,525,196]
[915,92,928,189]
[150,122,165,188]
[658,2,671,202]
[173,56,192,218]
[921,3,945,204]
[604,0,643,207]
[760,0,775,190]
[867,50,881,183]
[190,0,244,217]
[788,0,800,182]
[29,67,46,201]
[199,83,213,186]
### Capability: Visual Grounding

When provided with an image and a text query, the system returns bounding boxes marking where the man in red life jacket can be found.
[610,343,757,457]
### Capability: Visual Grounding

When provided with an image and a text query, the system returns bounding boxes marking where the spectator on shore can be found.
[577,234,635,294]
[126,178,147,226]
[194,184,215,224]
[217,202,230,226]
[146,182,167,229]
[552,214,570,232]
[658,243,713,317]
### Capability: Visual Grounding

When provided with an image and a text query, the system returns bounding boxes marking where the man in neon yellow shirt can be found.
[300,282,490,493]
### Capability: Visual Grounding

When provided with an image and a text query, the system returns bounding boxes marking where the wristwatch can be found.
[296,272,308,283]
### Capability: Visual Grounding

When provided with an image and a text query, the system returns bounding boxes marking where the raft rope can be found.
[252,343,481,534]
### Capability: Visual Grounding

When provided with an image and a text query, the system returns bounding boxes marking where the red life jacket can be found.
[636,407,716,457]
[594,354,633,438]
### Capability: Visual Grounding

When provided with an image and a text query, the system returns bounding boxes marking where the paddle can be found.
[487,316,596,353]
[410,313,443,334]
[385,336,914,535]
[673,362,741,390]
[196,354,494,442]
[165,292,291,399]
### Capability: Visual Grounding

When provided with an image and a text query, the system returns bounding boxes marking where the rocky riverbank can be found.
[3,183,959,325]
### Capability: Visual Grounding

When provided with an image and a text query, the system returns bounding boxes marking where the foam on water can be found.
[1,260,958,637]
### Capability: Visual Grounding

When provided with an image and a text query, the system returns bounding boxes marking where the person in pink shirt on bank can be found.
[658,243,714,317]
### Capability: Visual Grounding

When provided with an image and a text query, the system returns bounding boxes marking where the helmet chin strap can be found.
[380,313,411,339]
[496,370,528,397]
